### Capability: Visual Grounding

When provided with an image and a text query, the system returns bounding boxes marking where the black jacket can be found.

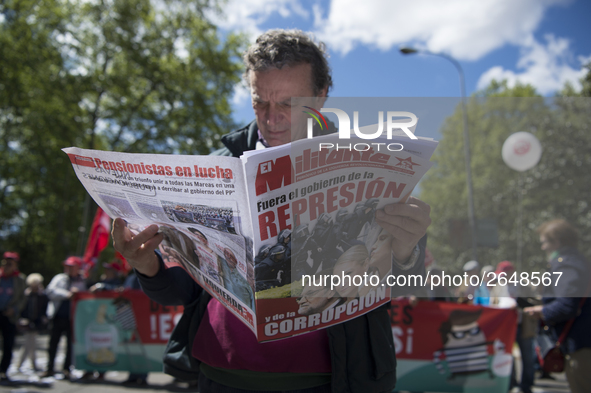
[141,122,428,392]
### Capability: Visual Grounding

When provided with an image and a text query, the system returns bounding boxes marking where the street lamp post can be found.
[400,47,478,261]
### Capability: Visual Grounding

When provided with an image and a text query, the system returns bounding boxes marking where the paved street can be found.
[0,334,571,393]
[0,334,191,393]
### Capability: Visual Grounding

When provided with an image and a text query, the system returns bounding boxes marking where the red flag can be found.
[114,251,131,273]
[82,207,111,276]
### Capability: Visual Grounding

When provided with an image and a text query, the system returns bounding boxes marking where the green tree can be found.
[0,0,245,277]
[420,78,591,273]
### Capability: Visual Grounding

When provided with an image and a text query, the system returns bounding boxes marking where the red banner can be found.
[390,299,518,393]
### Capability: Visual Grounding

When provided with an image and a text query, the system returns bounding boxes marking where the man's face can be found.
[250,63,327,147]
[297,285,332,315]
[540,235,559,257]
[369,228,393,267]
[105,268,117,279]
[224,249,238,269]
[64,264,80,277]
[1,258,17,275]
[194,232,208,246]
[333,258,367,298]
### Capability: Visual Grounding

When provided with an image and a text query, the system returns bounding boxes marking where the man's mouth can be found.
[267,130,288,136]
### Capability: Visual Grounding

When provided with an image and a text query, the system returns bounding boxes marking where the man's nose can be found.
[267,104,285,126]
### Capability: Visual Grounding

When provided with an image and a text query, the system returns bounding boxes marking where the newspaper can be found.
[63,131,438,342]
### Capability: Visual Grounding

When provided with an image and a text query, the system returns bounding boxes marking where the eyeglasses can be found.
[451,326,481,339]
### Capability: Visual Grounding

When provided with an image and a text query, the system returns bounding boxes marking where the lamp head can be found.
[399,47,418,55]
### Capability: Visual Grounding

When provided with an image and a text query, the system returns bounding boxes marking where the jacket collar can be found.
[220,121,259,157]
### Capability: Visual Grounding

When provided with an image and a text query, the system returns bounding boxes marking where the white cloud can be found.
[213,0,588,95]
[213,0,570,62]
[477,35,590,94]
[313,0,568,60]
[207,0,310,41]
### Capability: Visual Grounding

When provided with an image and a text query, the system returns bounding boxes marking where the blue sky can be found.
[209,0,591,130]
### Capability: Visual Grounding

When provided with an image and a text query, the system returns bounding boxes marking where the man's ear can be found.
[315,86,328,108]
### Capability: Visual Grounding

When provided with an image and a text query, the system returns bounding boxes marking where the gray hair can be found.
[26,273,44,286]
[242,29,333,96]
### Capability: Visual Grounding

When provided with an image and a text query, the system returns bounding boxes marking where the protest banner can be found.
[391,299,518,393]
[72,290,183,373]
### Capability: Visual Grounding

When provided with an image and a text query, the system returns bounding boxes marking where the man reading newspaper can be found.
[112,29,431,392]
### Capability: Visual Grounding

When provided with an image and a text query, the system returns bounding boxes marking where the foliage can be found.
[0,0,246,277]
[420,77,591,273]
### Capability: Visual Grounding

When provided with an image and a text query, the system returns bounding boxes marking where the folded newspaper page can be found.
[63,131,437,342]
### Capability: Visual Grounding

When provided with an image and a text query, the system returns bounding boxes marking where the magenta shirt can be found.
[192,298,332,373]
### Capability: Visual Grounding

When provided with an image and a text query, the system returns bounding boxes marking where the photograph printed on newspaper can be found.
[63,148,258,331]
[241,131,437,341]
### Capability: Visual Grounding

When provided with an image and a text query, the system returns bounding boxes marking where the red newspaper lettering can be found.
[259,211,277,241]
[276,203,291,231]
[339,183,355,207]
[292,199,307,227]
[326,186,339,213]
[383,181,406,198]
[255,155,294,196]
[309,192,324,221]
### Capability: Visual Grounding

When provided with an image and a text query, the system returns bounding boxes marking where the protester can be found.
[0,251,27,382]
[457,260,479,303]
[426,267,453,302]
[42,256,88,379]
[18,273,49,372]
[112,29,431,392]
[473,265,494,306]
[525,219,591,393]
[494,260,538,393]
[89,261,124,292]
[487,262,517,309]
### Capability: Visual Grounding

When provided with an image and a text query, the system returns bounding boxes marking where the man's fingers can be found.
[375,218,419,244]
[376,208,431,234]
[126,224,161,252]
[111,218,138,246]
[112,218,161,257]
[383,196,431,217]
[375,197,431,252]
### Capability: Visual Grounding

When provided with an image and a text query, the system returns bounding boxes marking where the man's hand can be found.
[67,287,79,298]
[112,218,162,277]
[524,305,544,320]
[375,196,431,262]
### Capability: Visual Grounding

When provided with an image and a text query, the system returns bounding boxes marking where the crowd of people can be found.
[421,218,590,393]
[0,253,150,385]
[162,203,236,234]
